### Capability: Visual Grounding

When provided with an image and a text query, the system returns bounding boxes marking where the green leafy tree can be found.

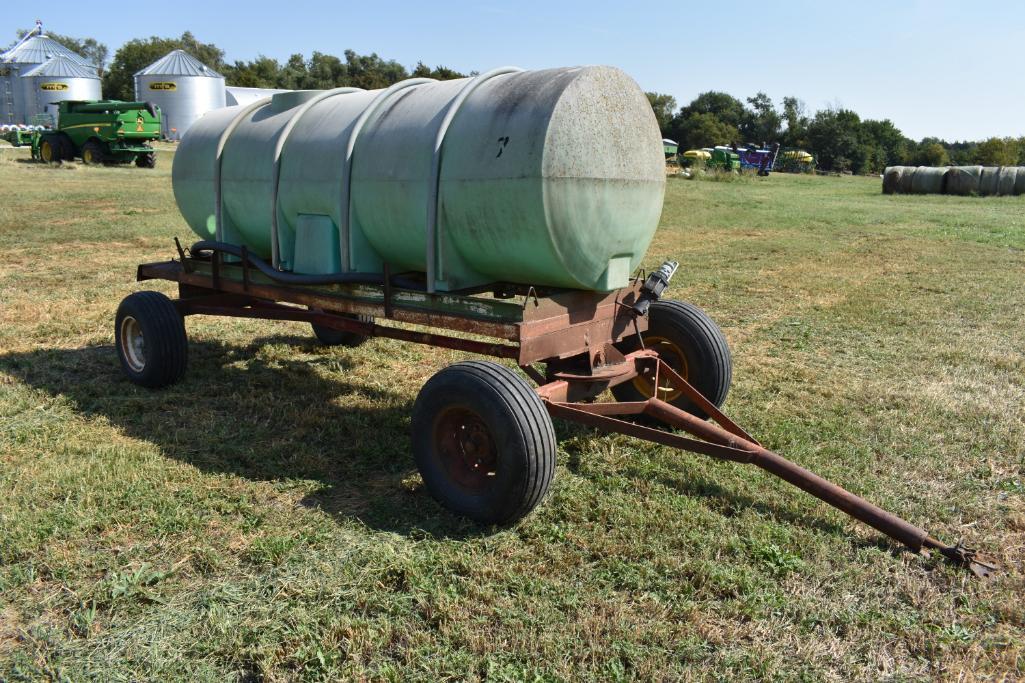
[103,32,225,101]
[743,92,781,145]
[862,119,910,168]
[677,112,740,150]
[781,96,809,148]
[342,50,407,90]
[410,62,467,80]
[645,92,677,137]
[973,137,1018,166]
[805,108,866,172]
[910,141,949,167]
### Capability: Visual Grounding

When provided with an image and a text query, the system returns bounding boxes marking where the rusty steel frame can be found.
[137,257,646,366]
[133,249,996,577]
[535,351,997,578]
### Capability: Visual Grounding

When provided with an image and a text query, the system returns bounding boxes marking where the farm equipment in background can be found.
[662,138,679,161]
[734,143,780,175]
[706,147,741,171]
[775,148,816,173]
[32,100,161,167]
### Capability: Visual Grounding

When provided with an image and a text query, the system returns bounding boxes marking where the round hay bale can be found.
[997,166,1019,195]
[945,166,982,195]
[978,167,1001,196]
[910,166,948,194]
[897,166,917,194]
[1014,167,1025,195]
[882,166,903,194]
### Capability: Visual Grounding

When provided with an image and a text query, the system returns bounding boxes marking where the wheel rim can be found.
[632,335,688,402]
[41,141,53,162]
[83,148,94,163]
[119,316,146,372]
[433,406,498,492]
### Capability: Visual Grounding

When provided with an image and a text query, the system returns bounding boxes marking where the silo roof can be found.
[21,54,99,79]
[1,34,93,67]
[135,49,223,78]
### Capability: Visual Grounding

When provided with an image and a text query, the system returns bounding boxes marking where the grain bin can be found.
[20,55,101,126]
[910,166,948,194]
[1,23,94,124]
[173,66,665,292]
[134,50,225,140]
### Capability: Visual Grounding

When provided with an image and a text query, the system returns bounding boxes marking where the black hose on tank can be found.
[189,240,425,290]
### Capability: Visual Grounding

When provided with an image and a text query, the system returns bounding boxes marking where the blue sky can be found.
[15,1,1024,141]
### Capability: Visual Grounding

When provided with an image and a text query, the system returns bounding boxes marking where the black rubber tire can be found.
[611,299,732,418]
[81,139,105,165]
[56,134,75,161]
[114,291,188,388]
[310,311,373,347]
[411,361,557,525]
[135,152,157,168]
[39,136,61,165]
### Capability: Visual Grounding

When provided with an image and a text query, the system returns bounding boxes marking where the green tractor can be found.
[33,100,161,168]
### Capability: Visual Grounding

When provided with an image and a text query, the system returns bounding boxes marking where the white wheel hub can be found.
[120,316,146,372]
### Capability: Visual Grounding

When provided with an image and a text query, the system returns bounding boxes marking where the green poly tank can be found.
[172,66,665,292]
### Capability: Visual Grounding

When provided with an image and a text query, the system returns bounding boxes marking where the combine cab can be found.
[33,100,161,167]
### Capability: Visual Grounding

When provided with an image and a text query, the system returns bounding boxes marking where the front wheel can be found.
[115,291,188,388]
[39,137,61,165]
[611,300,732,418]
[411,361,556,525]
[82,139,105,165]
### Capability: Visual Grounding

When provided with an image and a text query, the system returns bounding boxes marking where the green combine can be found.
[33,100,161,167]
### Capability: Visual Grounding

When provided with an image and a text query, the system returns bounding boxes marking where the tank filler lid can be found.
[1,32,94,68]
[21,54,99,79]
[135,49,223,78]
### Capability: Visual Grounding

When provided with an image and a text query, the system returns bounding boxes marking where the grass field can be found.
[0,155,1022,681]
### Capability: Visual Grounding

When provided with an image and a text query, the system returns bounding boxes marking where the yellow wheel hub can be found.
[83,148,94,163]
[632,335,689,401]
[41,141,53,162]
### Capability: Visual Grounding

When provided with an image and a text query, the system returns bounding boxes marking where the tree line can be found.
[11,29,1022,172]
[648,90,1025,173]
[11,30,467,104]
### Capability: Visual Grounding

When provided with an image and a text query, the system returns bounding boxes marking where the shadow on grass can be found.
[0,337,488,540]
[1,338,884,550]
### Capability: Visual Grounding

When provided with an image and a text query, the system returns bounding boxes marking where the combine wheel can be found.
[38,137,61,165]
[612,299,732,418]
[135,151,157,168]
[115,291,188,388]
[310,310,373,347]
[411,361,556,525]
[82,139,105,165]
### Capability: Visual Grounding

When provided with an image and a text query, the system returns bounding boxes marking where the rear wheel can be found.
[611,300,732,418]
[310,310,373,347]
[135,152,157,168]
[411,361,556,525]
[81,139,105,165]
[115,291,188,388]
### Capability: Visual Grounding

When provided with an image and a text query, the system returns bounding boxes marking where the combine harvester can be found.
[114,66,994,576]
[32,100,161,167]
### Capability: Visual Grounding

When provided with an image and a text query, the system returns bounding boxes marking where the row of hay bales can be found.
[883,165,1025,195]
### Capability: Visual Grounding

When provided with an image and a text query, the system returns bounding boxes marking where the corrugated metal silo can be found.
[135,50,225,140]
[1,23,94,123]
[20,55,101,126]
